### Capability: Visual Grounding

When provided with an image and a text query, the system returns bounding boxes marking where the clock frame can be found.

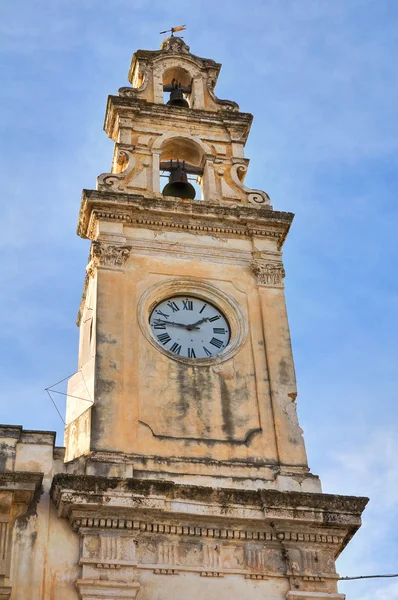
[138,279,247,366]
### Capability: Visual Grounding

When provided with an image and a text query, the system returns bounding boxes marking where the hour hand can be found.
[154,318,199,329]
[187,317,209,329]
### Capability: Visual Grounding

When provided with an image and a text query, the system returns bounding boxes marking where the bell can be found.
[167,86,190,108]
[162,163,196,199]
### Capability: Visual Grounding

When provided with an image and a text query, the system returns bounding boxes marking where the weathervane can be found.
[159,24,186,37]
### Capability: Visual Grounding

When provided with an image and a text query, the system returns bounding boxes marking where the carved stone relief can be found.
[97,149,136,192]
[251,260,286,288]
[230,163,271,206]
[76,525,338,586]
[86,241,132,276]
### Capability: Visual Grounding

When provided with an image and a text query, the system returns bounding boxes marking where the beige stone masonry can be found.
[0,36,368,600]
[51,475,368,600]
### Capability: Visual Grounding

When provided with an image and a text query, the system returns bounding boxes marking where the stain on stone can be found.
[279,358,289,385]
[97,332,118,345]
[0,443,10,471]
[220,377,234,439]
[17,484,44,530]
[173,363,214,437]
[95,378,116,396]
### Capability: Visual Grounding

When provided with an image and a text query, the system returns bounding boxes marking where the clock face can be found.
[149,295,231,359]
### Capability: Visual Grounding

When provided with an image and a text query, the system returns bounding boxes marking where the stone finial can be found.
[160,36,190,54]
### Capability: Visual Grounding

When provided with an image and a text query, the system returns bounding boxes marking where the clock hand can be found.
[154,318,199,330]
[186,317,209,330]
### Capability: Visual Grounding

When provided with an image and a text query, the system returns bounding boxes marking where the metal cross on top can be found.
[159,24,186,36]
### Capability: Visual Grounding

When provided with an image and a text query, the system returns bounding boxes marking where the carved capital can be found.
[251,260,285,288]
[87,241,132,276]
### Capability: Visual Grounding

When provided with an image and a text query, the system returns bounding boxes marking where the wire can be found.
[47,389,93,403]
[45,370,94,424]
[45,389,66,425]
[80,370,93,403]
[340,574,398,581]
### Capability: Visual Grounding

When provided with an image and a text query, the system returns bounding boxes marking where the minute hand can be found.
[155,319,199,329]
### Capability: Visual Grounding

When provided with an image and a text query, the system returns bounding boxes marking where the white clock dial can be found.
[149,295,231,359]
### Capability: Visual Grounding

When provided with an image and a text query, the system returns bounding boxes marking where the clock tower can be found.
[49,36,368,599]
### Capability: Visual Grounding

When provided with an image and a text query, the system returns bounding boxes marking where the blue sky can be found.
[1,1,397,597]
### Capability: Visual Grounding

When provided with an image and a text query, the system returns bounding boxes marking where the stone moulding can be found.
[77,189,294,249]
[103,96,251,142]
[51,475,368,543]
[0,471,43,492]
[51,475,368,594]
[76,579,140,599]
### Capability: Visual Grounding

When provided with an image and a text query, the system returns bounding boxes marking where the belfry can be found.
[0,36,367,599]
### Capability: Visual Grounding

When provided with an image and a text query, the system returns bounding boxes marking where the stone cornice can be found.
[51,475,368,589]
[51,475,368,538]
[77,189,293,248]
[0,471,43,493]
[129,47,222,82]
[104,96,253,141]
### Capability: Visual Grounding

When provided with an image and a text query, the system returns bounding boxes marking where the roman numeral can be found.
[209,315,221,322]
[167,301,180,313]
[188,348,196,358]
[153,322,166,330]
[203,346,212,357]
[156,310,169,319]
[157,333,171,345]
[210,337,223,349]
[182,300,193,310]
[199,303,207,314]
[213,328,226,334]
[170,342,182,354]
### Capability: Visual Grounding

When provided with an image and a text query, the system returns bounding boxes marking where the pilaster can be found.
[0,471,43,598]
[252,255,308,468]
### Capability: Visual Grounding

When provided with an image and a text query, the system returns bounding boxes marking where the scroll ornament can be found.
[97,149,135,192]
[231,164,271,206]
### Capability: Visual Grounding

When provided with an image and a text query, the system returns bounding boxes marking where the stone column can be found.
[152,149,161,193]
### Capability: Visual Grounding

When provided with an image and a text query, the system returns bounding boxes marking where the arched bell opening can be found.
[159,137,204,200]
[162,66,192,108]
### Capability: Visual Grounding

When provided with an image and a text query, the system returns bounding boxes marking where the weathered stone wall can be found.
[0,426,79,599]
[62,193,320,493]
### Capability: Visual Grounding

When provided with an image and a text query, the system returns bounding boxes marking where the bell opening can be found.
[163,77,191,109]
